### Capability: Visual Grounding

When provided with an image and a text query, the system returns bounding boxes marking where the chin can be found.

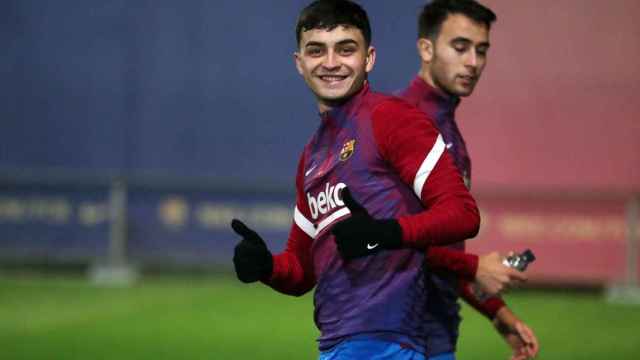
[456,88,475,97]
[321,88,354,100]
[318,91,345,100]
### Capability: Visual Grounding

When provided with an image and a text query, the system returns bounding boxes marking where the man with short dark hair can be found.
[231,0,482,359]
[398,1,540,359]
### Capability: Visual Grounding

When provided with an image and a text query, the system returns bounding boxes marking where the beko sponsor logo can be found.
[307,182,346,220]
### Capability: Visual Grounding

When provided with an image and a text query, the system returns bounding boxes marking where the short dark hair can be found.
[296,0,371,48]
[418,0,496,40]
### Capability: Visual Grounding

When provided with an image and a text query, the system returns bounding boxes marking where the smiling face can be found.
[418,13,490,97]
[295,25,375,113]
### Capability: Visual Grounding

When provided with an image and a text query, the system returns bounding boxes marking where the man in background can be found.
[398,1,539,359]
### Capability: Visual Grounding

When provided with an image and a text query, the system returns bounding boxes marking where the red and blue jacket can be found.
[263,83,480,355]
[400,76,507,355]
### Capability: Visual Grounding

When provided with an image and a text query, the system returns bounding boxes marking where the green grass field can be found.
[1,274,639,359]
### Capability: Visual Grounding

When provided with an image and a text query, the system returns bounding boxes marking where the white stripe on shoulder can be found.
[413,134,446,198]
[316,207,351,236]
[294,206,316,238]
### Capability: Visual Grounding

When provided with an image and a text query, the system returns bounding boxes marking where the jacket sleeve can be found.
[262,154,316,296]
[371,99,480,248]
[426,245,478,281]
[428,244,507,318]
[459,277,506,319]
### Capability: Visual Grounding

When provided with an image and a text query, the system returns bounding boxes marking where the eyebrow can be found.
[304,39,359,48]
[304,41,325,48]
[335,39,359,47]
[451,36,490,48]
[451,37,471,45]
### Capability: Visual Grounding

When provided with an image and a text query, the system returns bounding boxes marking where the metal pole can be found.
[88,178,137,286]
[607,194,640,304]
[108,178,128,266]
[626,195,639,287]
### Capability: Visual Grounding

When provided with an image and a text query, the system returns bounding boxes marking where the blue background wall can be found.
[0,0,426,265]
[1,0,424,186]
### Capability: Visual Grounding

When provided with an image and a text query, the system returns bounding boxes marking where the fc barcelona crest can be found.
[339,139,356,161]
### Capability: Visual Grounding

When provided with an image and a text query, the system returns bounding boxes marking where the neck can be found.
[418,66,438,92]
[317,98,347,114]
[316,82,367,114]
[417,65,459,102]
[318,103,331,114]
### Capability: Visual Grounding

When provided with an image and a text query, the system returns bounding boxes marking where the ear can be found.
[294,51,303,76]
[417,38,434,63]
[365,46,376,73]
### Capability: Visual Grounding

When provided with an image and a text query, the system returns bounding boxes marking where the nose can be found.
[322,50,340,70]
[465,50,478,69]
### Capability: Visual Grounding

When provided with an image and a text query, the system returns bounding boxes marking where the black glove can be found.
[231,219,273,283]
[331,187,403,260]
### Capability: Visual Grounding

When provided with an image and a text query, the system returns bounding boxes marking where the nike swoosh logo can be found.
[446,143,453,149]
[366,243,379,250]
[305,165,317,177]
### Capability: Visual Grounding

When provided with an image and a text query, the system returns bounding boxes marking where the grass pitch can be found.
[1,274,639,359]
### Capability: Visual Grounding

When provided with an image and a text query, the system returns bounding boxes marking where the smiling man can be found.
[294,25,372,112]
[230,1,482,359]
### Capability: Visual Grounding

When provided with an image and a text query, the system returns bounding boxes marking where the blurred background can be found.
[1,0,639,359]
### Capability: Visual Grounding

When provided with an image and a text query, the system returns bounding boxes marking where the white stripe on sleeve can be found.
[294,206,316,238]
[316,207,350,235]
[413,134,446,198]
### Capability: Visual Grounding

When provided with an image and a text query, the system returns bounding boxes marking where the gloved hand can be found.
[331,187,403,260]
[231,219,273,283]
